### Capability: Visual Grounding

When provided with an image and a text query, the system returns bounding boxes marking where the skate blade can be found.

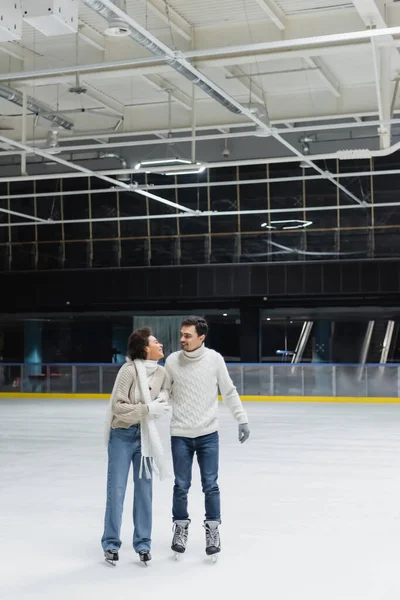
[211,554,219,564]
[105,558,117,566]
[173,551,183,561]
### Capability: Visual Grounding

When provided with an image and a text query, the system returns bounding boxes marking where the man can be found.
[165,315,250,559]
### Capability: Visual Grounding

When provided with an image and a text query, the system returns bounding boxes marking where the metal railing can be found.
[1,362,400,397]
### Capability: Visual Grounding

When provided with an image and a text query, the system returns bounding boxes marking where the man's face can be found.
[180,325,205,352]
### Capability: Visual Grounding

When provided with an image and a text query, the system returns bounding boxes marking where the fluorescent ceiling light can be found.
[261,220,313,230]
[134,158,206,176]
[134,158,192,170]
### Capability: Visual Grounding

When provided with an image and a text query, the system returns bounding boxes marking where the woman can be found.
[101,327,170,566]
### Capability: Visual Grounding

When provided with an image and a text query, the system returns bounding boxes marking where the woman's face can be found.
[145,335,164,361]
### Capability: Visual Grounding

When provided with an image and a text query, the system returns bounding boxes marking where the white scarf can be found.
[134,359,170,481]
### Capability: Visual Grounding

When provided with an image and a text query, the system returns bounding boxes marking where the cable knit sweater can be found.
[165,345,248,438]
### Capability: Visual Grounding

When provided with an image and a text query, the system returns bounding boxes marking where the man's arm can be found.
[216,353,248,425]
[163,357,174,405]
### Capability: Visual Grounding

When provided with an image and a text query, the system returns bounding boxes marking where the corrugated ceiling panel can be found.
[275,0,352,14]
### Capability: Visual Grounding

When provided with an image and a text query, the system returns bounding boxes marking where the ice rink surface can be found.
[1,398,400,600]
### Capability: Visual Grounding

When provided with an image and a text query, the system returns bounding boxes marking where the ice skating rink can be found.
[1,398,400,600]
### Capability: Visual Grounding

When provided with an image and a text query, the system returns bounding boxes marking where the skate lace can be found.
[205,526,220,547]
[173,524,188,547]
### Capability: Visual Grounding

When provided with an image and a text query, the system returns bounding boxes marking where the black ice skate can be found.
[139,550,152,566]
[204,521,221,563]
[104,549,119,566]
[171,519,190,558]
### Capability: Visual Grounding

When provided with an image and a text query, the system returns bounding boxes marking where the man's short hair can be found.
[181,316,208,338]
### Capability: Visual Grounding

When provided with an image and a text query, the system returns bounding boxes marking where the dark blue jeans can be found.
[171,432,220,523]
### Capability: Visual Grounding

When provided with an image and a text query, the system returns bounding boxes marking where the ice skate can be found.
[104,549,119,566]
[139,550,152,566]
[204,521,220,562]
[171,519,190,559]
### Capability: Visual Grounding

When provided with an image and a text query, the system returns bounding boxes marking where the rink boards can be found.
[1,393,400,403]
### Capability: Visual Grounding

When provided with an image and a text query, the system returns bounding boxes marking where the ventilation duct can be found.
[82,0,243,115]
[0,85,74,130]
[99,152,131,181]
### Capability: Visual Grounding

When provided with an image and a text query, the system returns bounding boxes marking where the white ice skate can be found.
[204,521,221,564]
[171,519,190,560]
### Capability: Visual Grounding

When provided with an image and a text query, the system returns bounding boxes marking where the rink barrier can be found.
[1,393,400,403]
[2,362,400,400]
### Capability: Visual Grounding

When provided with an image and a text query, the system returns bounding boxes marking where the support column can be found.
[24,321,42,375]
[240,305,260,363]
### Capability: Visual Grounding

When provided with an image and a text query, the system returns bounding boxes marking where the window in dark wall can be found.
[64,241,90,269]
[37,242,63,270]
[306,230,337,259]
[36,197,63,242]
[210,185,238,234]
[209,166,236,183]
[339,229,370,257]
[210,234,237,263]
[240,184,268,232]
[374,227,400,258]
[63,177,89,192]
[269,165,303,212]
[11,243,36,271]
[120,238,148,267]
[373,202,400,229]
[10,192,36,243]
[240,233,270,262]
[91,192,118,239]
[372,170,400,228]
[0,199,9,243]
[149,189,178,237]
[150,237,177,266]
[89,177,117,190]
[63,194,90,240]
[178,187,209,235]
[119,193,148,238]
[92,240,119,268]
[305,172,338,230]
[36,179,62,194]
[269,230,305,262]
[180,236,207,265]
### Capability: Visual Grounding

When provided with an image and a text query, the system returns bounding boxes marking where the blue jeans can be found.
[171,432,220,523]
[101,425,152,553]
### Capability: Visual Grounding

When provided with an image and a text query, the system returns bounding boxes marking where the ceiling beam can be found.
[78,21,106,52]
[0,43,24,61]
[143,74,193,110]
[144,0,192,41]
[253,0,286,31]
[304,57,341,97]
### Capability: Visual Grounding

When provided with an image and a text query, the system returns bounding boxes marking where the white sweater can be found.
[165,345,248,438]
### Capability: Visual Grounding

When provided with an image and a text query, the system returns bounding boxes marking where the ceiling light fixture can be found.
[261,220,313,230]
[134,158,206,176]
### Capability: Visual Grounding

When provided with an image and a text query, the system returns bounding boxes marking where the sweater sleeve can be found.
[111,365,148,425]
[157,369,172,403]
[216,353,248,424]
[164,357,174,404]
